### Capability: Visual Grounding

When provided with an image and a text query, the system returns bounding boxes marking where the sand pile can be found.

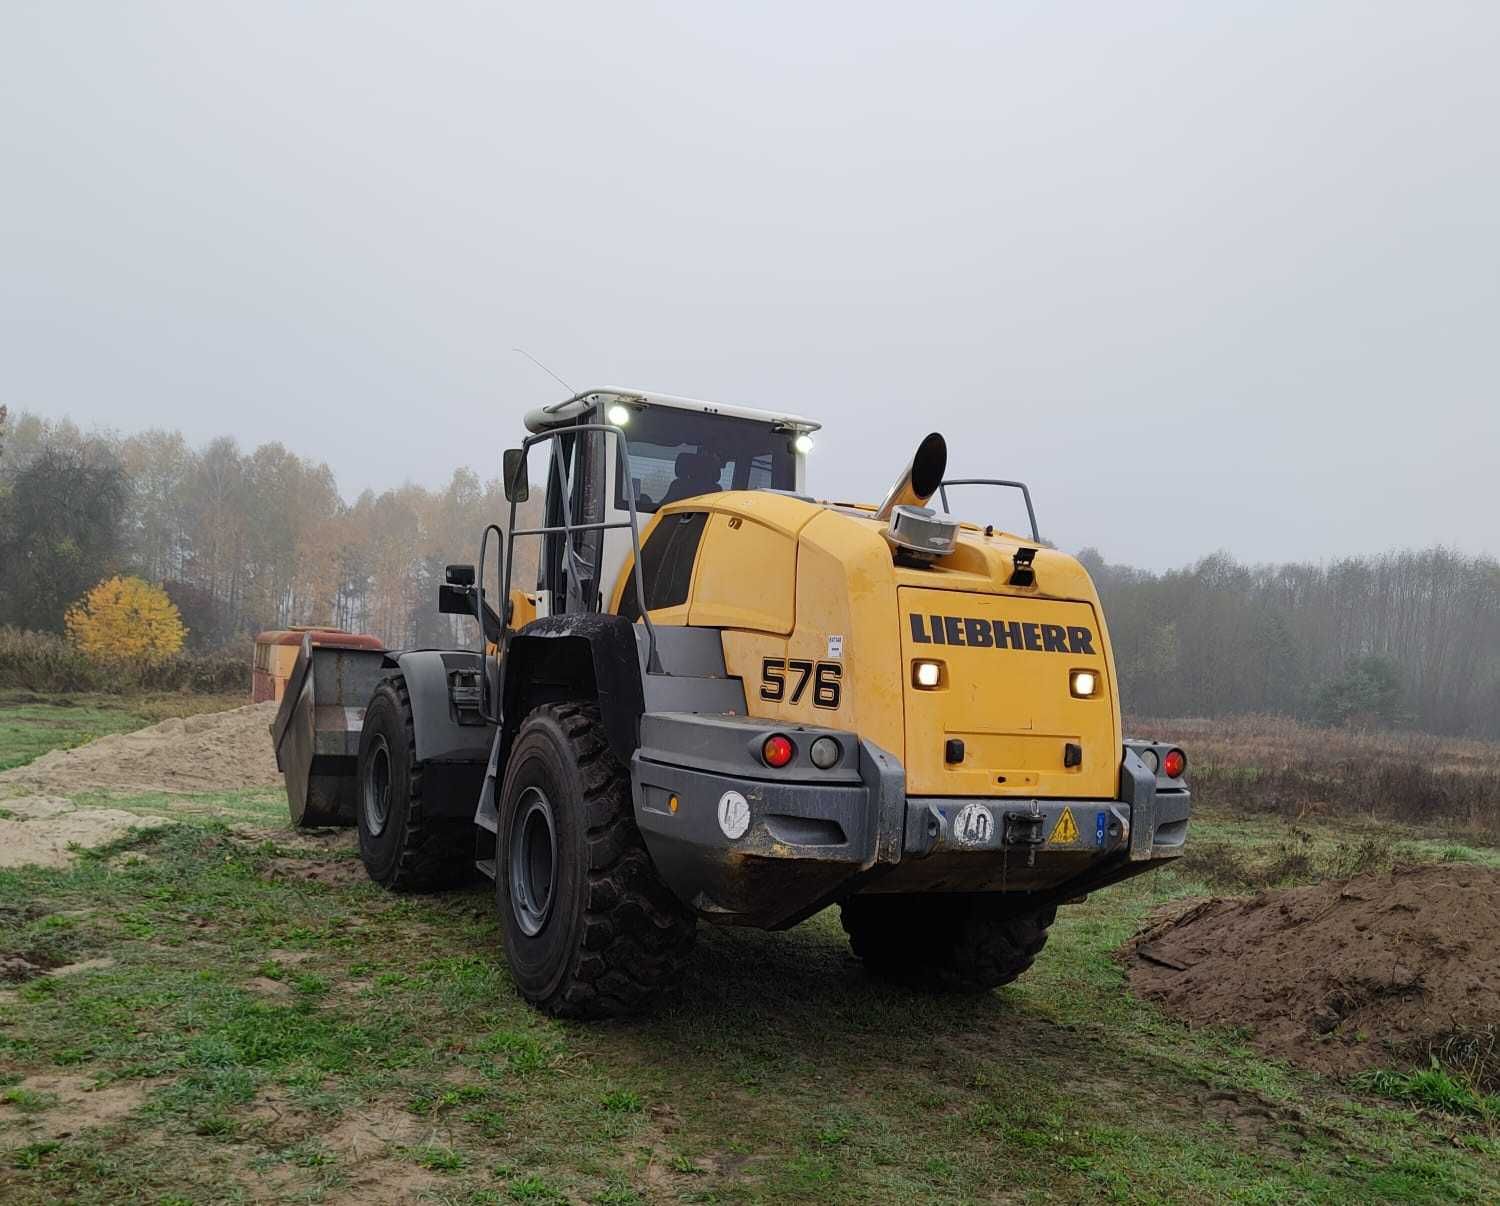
[0,795,171,869]
[0,702,282,797]
[1123,863,1500,1079]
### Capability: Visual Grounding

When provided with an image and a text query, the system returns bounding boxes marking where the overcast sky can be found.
[3,2,1496,569]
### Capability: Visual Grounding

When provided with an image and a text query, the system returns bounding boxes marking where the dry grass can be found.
[1177,828,1401,893]
[0,627,244,695]
[1129,713,1500,844]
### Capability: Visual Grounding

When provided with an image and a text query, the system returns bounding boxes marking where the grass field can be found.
[1,704,1497,1203]
[1129,713,1500,845]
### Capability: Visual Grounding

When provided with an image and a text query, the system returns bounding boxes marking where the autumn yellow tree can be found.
[65,576,187,663]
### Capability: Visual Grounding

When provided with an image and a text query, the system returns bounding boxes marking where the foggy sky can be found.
[3,2,1497,570]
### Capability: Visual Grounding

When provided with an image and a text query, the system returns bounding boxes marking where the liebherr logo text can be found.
[908,613,1096,654]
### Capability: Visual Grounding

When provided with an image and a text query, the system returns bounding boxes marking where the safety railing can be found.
[480,423,662,684]
[936,478,1040,543]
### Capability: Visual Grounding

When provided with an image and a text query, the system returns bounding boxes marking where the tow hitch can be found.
[1004,807,1046,866]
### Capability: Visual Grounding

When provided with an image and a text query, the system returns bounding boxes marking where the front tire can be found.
[497,701,695,1018]
[841,894,1056,993]
[355,678,474,891]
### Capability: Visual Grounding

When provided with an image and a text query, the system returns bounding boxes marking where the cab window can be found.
[615,407,794,513]
[617,511,709,621]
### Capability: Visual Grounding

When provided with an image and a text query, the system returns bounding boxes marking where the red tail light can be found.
[762,735,794,768]
[1162,748,1186,779]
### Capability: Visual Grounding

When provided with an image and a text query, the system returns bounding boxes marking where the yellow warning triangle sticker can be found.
[1052,807,1079,844]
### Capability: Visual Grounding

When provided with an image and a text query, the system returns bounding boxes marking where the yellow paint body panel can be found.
[689,511,797,635]
[898,587,1117,798]
[608,490,1123,801]
[509,590,538,630]
[723,509,907,759]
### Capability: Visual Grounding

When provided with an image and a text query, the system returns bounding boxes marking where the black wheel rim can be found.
[363,734,391,837]
[509,786,557,937]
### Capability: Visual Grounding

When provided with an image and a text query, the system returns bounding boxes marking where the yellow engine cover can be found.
[616,492,1123,803]
[898,587,1117,799]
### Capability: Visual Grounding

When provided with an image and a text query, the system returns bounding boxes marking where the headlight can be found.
[1069,669,1099,698]
[912,660,943,689]
[794,433,814,454]
[606,404,631,427]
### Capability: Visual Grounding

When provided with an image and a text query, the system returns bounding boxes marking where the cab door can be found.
[540,424,606,614]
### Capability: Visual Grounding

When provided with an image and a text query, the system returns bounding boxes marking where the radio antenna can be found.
[513,347,575,394]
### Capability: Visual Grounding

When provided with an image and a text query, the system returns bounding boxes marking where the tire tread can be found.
[364,677,472,891]
[515,701,695,1019]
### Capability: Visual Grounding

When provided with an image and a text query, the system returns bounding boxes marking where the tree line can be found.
[2,407,1495,737]
[1081,546,1500,738]
[0,408,537,654]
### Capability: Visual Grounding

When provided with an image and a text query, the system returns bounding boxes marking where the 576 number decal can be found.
[760,658,842,709]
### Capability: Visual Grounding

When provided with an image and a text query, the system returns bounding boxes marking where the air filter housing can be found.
[884,504,960,564]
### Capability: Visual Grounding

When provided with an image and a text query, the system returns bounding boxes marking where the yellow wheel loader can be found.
[271,388,1191,1017]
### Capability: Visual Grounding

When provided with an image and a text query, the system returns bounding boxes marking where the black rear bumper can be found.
[631,714,1191,929]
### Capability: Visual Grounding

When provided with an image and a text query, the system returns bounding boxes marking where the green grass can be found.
[0,812,1494,1204]
[1,696,1495,1201]
[0,702,151,772]
[1354,1061,1499,1121]
[64,785,289,825]
[1173,809,1500,889]
[0,1089,56,1114]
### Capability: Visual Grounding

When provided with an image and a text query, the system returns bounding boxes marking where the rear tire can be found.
[497,701,695,1018]
[356,678,474,891]
[840,894,1055,993]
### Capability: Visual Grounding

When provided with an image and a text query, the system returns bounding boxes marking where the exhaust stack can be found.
[874,432,948,522]
[876,433,960,565]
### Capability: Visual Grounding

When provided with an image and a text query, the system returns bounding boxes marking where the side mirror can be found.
[438,584,472,616]
[445,564,475,587]
[503,449,529,503]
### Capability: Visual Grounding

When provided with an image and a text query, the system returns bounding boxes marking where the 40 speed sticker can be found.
[717,790,751,840]
[952,803,994,846]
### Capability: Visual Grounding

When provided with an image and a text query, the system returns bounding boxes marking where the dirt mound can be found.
[1123,863,1500,1079]
[0,702,281,796]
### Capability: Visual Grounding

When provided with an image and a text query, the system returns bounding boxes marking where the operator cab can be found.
[518,388,818,620]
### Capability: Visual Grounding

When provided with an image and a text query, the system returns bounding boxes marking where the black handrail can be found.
[501,422,662,674]
[476,523,504,722]
[936,478,1040,543]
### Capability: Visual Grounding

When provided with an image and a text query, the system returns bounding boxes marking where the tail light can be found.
[761,734,795,768]
[1162,748,1186,779]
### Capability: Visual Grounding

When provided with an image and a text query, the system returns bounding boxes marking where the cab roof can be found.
[523,387,821,435]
